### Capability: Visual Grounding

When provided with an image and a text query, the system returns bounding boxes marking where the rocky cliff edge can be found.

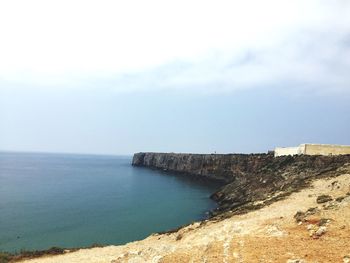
[132,152,350,217]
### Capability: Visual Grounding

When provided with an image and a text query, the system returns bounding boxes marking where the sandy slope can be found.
[21,173,350,263]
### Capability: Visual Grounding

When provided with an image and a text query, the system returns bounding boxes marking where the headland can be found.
[6,150,350,262]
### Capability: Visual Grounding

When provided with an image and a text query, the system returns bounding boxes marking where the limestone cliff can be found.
[132,152,274,182]
[13,154,350,263]
[132,152,350,216]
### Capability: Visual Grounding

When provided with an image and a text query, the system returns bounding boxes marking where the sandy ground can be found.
[21,173,350,263]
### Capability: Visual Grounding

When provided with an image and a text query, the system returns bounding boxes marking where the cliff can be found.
[132,152,274,182]
[21,167,350,263]
[12,153,350,262]
[132,152,350,216]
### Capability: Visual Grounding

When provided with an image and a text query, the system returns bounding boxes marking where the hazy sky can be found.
[1,0,349,155]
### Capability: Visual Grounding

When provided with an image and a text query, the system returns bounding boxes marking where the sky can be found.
[0,0,350,155]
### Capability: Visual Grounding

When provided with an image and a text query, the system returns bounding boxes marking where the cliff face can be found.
[15,154,350,262]
[132,152,350,216]
[132,152,274,182]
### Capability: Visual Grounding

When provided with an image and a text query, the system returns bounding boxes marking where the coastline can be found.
[13,169,350,262]
[132,152,350,216]
[1,153,218,256]
[3,153,350,262]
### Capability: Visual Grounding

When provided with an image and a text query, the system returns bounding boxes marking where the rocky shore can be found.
[5,153,350,262]
[132,152,350,217]
[18,165,350,262]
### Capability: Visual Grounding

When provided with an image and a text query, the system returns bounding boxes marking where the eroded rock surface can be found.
[133,153,350,216]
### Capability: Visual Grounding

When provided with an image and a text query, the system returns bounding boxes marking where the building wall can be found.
[304,144,350,156]
[275,144,350,157]
[274,146,300,157]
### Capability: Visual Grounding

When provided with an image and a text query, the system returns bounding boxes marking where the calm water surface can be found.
[0,152,220,252]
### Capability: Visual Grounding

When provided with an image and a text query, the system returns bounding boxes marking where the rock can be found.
[306,207,319,214]
[324,201,338,210]
[336,196,346,202]
[316,195,333,203]
[294,207,320,223]
[306,224,327,238]
[309,229,316,237]
[306,224,314,230]
[287,259,305,263]
[294,211,306,223]
[307,224,318,237]
[343,255,350,263]
[330,180,341,190]
[318,218,330,226]
[175,234,183,241]
[133,152,350,215]
[315,226,327,237]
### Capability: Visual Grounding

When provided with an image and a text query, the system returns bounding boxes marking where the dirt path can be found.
[20,173,350,263]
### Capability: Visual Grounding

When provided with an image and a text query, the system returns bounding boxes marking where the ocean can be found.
[0,152,220,252]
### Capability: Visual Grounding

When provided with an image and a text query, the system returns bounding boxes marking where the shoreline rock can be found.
[5,153,350,262]
[133,152,350,217]
[17,172,350,263]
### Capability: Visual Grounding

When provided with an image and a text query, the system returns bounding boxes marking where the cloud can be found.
[60,29,349,96]
[0,0,349,95]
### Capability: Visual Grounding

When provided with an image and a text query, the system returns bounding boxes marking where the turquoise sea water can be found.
[0,152,220,252]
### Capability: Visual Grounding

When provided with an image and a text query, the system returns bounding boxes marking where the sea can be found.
[0,151,220,252]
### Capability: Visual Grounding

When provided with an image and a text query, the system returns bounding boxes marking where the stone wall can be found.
[274,144,350,157]
[304,144,350,156]
[274,146,301,157]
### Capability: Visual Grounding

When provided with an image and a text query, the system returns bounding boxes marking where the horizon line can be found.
[0,149,133,157]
